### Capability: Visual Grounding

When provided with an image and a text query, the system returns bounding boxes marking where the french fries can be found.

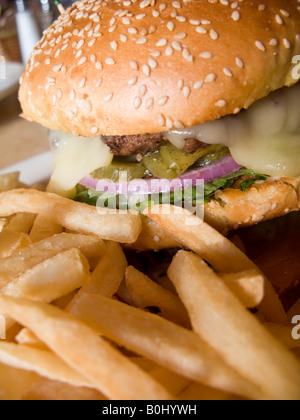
[167,250,300,400]
[0,295,173,400]
[144,205,286,324]
[68,293,263,399]
[0,233,104,289]
[0,189,142,243]
[0,173,298,401]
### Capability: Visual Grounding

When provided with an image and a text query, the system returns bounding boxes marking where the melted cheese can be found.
[165,84,300,177]
[47,131,113,197]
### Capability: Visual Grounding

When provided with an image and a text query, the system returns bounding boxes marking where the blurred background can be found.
[0,1,74,170]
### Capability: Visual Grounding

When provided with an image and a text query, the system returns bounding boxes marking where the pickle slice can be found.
[93,161,146,182]
[159,143,217,175]
[142,151,178,179]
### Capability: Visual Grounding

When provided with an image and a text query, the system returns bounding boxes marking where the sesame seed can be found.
[223,68,233,77]
[136,13,146,19]
[146,98,154,109]
[231,11,240,21]
[157,114,165,127]
[177,79,184,90]
[78,56,87,65]
[172,41,182,51]
[120,34,128,42]
[193,81,204,90]
[110,41,118,51]
[205,73,217,83]
[142,65,151,76]
[175,32,187,39]
[174,121,184,129]
[130,61,138,70]
[199,51,212,59]
[167,22,175,31]
[158,96,169,106]
[90,127,98,134]
[105,58,115,65]
[88,39,96,47]
[148,58,158,68]
[104,93,113,103]
[275,14,283,25]
[69,89,75,101]
[95,61,102,70]
[79,77,86,88]
[216,100,227,107]
[95,78,102,88]
[183,86,191,98]
[128,76,138,86]
[283,38,291,49]
[255,40,266,51]
[210,29,219,40]
[166,117,173,130]
[235,57,244,68]
[136,37,147,44]
[134,96,142,109]
[196,26,207,34]
[139,84,147,97]
[165,46,174,56]
[128,27,138,34]
[190,19,200,25]
[156,38,168,47]
[269,38,278,46]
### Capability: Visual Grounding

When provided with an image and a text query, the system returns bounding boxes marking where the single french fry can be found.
[145,205,286,324]
[0,189,142,243]
[125,266,190,328]
[67,242,127,313]
[68,292,264,400]
[0,362,40,400]
[30,214,63,243]
[0,233,104,289]
[0,295,173,400]
[219,270,265,308]
[22,378,105,401]
[0,248,90,302]
[5,213,36,234]
[0,341,95,388]
[167,250,300,400]
[0,229,31,259]
[0,172,20,192]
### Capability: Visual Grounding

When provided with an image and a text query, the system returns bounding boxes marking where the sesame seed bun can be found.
[19,0,300,137]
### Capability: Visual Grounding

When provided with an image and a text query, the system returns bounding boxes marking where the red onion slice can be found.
[79,155,242,195]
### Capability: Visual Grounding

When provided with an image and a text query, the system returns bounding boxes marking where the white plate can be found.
[0,151,52,185]
[0,62,24,101]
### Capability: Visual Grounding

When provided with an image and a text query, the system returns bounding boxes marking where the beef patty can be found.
[102,133,204,156]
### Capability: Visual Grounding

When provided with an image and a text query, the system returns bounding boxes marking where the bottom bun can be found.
[204,177,300,235]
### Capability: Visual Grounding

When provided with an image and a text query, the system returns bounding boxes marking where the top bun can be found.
[19,0,300,136]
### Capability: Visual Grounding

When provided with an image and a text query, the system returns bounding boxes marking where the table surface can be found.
[0,89,50,170]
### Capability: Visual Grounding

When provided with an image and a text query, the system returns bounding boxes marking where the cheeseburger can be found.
[19,0,300,233]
